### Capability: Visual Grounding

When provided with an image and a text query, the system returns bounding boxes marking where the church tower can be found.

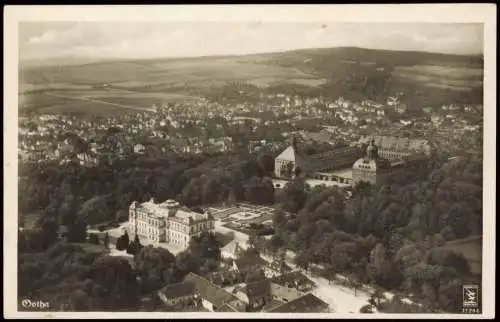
[291,135,298,152]
[366,138,379,160]
[352,137,391,185]
[274,135,304,179]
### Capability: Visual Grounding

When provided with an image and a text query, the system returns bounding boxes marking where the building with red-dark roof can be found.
[244,279,272,311]
[267,293,330,313]
[183,272,247,312]
[157,281,197,307]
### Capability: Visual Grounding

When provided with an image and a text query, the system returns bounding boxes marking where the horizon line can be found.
[19,45,484,67]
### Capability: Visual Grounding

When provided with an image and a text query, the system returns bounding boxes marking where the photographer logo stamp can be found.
[461,284,481,314]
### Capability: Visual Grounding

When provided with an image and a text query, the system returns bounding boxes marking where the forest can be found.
[266,153,482,313]
[18,141,482,312]
[18,150,279,310]
[18,151,276,230]
[18,231,227,311]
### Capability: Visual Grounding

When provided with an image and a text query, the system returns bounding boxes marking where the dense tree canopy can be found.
[274,154,482,312]
[18,242,139,311]
[18,142,482,313]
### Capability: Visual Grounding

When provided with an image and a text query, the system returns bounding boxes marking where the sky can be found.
[19,22,484,61]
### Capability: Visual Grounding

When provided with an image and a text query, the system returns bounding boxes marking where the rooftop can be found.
[234,255,268,271]
[307,147,363,172]
[358,135,431,153]
[268,293,329,313]
[315,168,353,180]
[183,272,245,310]
[245,279,271,298]
[270,283,304,302]
[262,299,284,312]
[134,199,208,222]
[275,146,299,162]
[158,281,196,299]
[216,302,240,312]
[270,271,315,288]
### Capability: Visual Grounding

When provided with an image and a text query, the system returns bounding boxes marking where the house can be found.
[267,293,330,313]
[144,145,164,158]
[216,302,241,312]
[270,282,304,303]
[157,281,197,307]
[394,104,408,114]
[233,255,268,273]
[263,260,292,279]
[206,270,242,287]
[221,241,244,259]
[431,115,443,125]
[261,299,284,313]
[206,272,225,286]
[387,96,400,106]
[133,143,146,154]
[244,279,272,311]
[422,107,433,114]
[77,151,99,167]
[183,272,246,312]
[270,271,315,292]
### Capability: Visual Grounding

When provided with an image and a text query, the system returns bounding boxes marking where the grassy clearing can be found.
[19,88,201,116]
[392,65,483,92]
[395,65,484,78]
[20,92,145,116]
[21,58,316,88]
[437,235,482,275]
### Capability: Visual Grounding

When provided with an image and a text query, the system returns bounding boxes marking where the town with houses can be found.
[18,87,483,314]
[19,92,482,167]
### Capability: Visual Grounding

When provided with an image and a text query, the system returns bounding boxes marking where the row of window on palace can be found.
[135,231,190,244]
[132,218,212,232]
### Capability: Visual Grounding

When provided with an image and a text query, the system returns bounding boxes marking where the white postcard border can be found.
[3,4,496,319]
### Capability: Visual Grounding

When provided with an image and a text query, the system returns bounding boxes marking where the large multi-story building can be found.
[356,135,433,162]
[273,135,429,189]
[128,199,215,250]
[274,136,363,181]
[351,138,429,185]
[352,139,393,185]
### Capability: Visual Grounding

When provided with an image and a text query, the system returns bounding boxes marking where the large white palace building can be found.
[128,198,215,250]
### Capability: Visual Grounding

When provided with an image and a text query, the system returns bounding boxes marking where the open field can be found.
[437,235,482,275]
[393,65,483,92]
[395,65,484,79]
[20,92,152,116]
[19,87,202,116]
[19,47,483,116]
[20,57,317,90]
[19,55,319,115]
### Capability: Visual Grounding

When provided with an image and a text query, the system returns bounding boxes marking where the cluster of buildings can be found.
[157,271,329,313]
[19,85,481,166]
[124,195,332,313]
[156,237,330,313]
[273,134,432,188]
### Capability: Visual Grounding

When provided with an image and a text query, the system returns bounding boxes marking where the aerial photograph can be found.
[16,19,484,315]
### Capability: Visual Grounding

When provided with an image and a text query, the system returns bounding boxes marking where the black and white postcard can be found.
[3,4,496,319]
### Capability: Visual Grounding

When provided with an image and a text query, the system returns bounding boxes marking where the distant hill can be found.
[19,46,484,115]
[20,56,126,69]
